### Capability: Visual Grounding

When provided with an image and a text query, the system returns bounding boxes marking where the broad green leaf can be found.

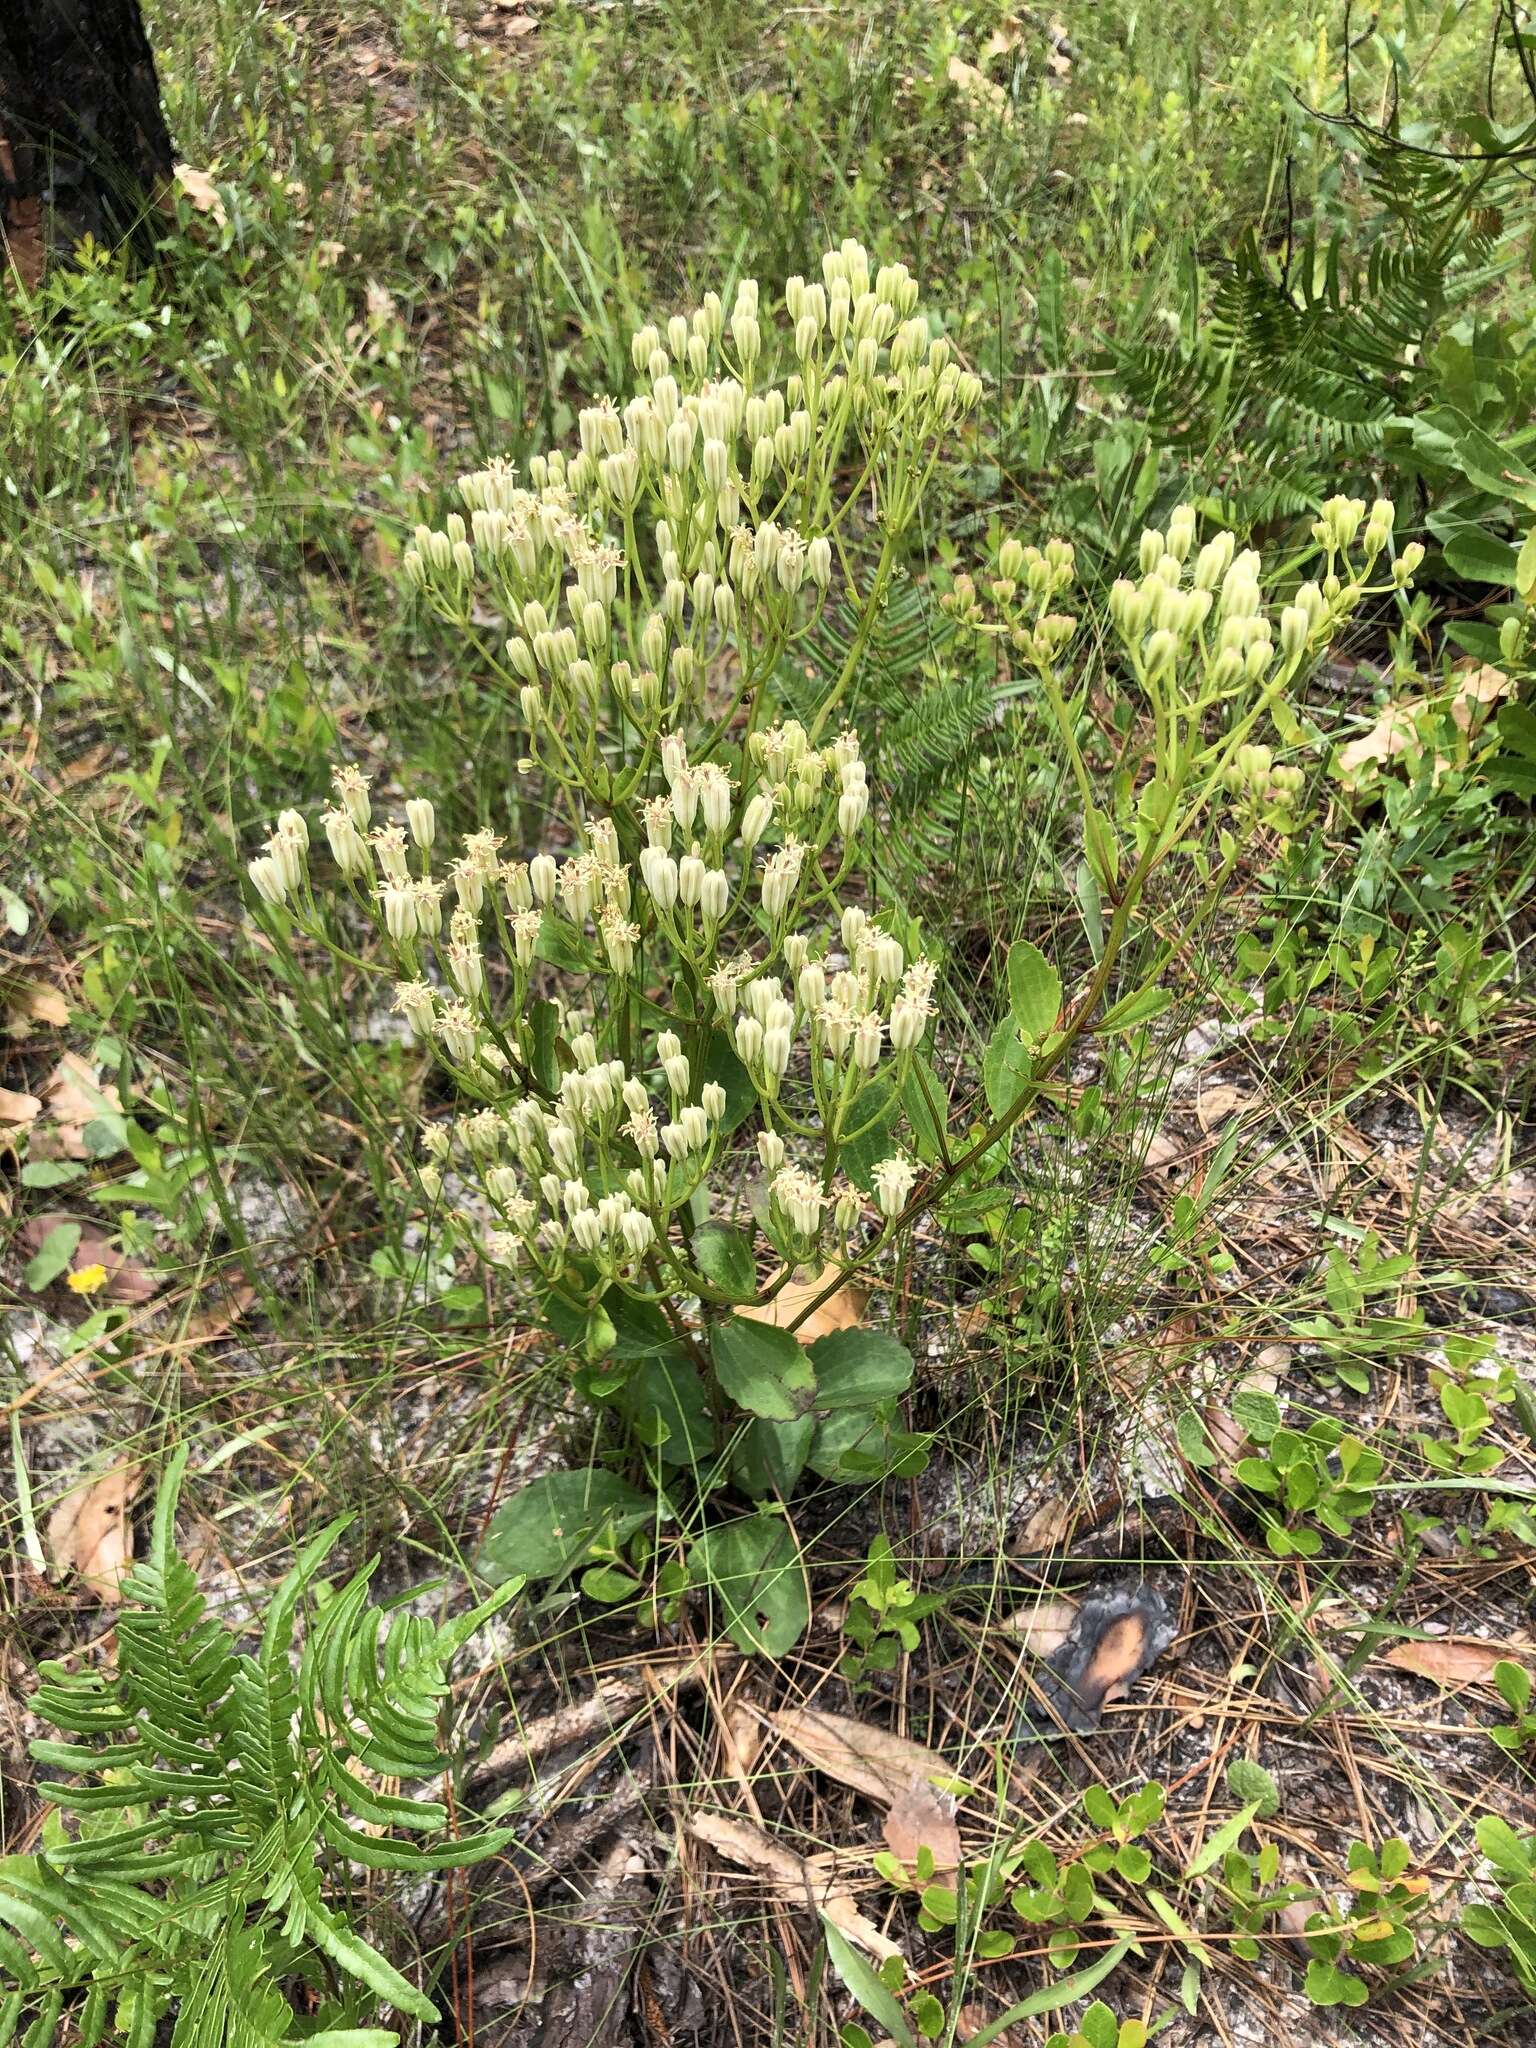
[24,1221,81,1291]
[689,1515,808,1656]
[819,1916,916,2048]
[618,1355,716,1465]
[806,1327,915,1408]
[1442,525,1520,585]
[700,1029,757,1134]
[1187,1803,1259,1876]
[964,1940,1133,2044]
[1224,1758,1280,1818]
[476,1469,655,1581]
[527,998,561,1092]
[1096,983,1172,1032]
[1007,940,1061,1040]
[731,1415,817,1498]
[901,1054,948,1163]
[544,1286,677,1359]
[982,1019,1031,1119]
[712,1315,817,1422]
[692,1222,758,1303]
[20,1161,85,1189]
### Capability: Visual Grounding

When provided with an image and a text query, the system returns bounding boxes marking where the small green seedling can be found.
[1303,1838,1433,2007]
[1234,1414,1381,1556]
[1490,1661,1536,1753]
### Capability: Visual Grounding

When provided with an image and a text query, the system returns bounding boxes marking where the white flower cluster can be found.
[248,719,936,1305]
[398,238,980,796]
[1104,497,1421,687]
[418,1022,730,1289]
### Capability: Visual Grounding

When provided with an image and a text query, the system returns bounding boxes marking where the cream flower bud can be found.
[797,961,826,1013]
[621,1210,655,1258]
[570,1208,603,1253]
[663,1053,691,1097]
[740,791,774,849]
[757,1129,785,1172]
[870,933,904,986]
[697,764,733,835]
[888,998,925,1052]
[379,880,418,944]
[680,1103,709,1150]
[406,798,436,850]
[735,1015,764,1065]
[438,1002,478,1064]
[700,869,728,923]
[852,1011,883,1070]
[833,1182,862,1232]
[393,981,435,1033]
[678,852,706,907]
[530,853,557,905]
[661,1120,690,1163]
[701,1081,726,1122]
[247,855,287,905]
[618,1077,648,1119]
[643,848,679,911]
[1394,542,1424,586]
[1279,606,1309,663]
[838,782,869,836]
[872,1154,915,1219]
[807,536,832,588]
[841,904,867,951]
[511,909,542,964]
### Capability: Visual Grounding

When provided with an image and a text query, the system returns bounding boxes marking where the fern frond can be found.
[6,1450,523,2048]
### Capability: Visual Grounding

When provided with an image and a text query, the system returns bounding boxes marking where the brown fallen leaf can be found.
[1196,1081,1251,1130]
[0,1086,40,1125]
[1380,1639,1521,1689]
[997,1597,1079,1655]
[47,1460,143,1601]
[6,979,69,1030]
[33,1053,123,1160]
[883,1778,961,1877]
[365,278,398,326]
[1016,1486,1084,1551]
[719,1698,765,1785]
[1450,662,1512,731]
[740,1263,865,1346]
[1142,1129,1186,1175]
[19,1215,161,1303]
[766,1703,963,1807]
[686,1810,899,1961]
[174,163,228,228]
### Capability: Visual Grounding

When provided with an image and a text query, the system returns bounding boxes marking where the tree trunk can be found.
[0,0,174,277]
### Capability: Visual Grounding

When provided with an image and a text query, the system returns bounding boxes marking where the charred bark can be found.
[0,0,174,272]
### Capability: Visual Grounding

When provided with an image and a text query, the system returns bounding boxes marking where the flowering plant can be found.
[246,238,1423,1647]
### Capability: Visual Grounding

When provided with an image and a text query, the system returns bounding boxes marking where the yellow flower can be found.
[67,1263,108,1296]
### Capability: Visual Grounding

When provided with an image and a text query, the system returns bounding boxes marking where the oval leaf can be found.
[688,1514,809,1656]
[1006,940,1061,1040]
[806,1327,914,1409]
[712,1314,817,1422]
[477,1469,655,1581]
[693,1221,758,1303]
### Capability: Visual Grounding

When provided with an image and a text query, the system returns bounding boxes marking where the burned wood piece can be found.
[1,0,174,268]
[1016,1581,1177,1739]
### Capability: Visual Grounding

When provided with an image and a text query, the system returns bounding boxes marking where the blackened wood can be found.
[0,0,174,264]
